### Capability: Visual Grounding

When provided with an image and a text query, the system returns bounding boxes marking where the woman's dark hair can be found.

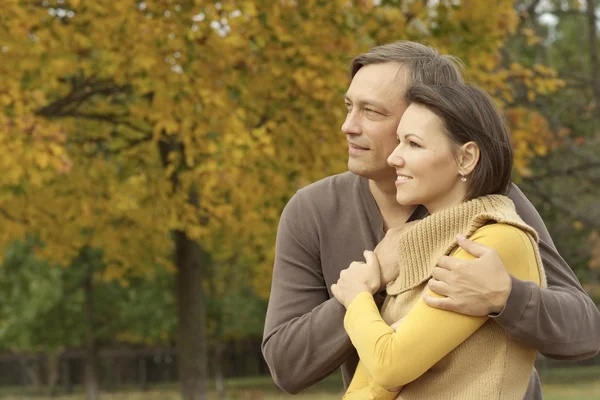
[405,83,513,200]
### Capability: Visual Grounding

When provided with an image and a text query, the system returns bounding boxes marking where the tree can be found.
[503,0,600,286]
[0,239,177,397]
[0,238,80,395]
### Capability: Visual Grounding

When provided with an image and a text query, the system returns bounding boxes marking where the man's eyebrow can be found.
[344,95,388,110]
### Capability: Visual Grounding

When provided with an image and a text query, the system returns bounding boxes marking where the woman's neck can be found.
[424,187,469,215]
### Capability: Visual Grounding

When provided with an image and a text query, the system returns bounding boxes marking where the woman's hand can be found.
[374,221,418,287]
[331,251,381,308]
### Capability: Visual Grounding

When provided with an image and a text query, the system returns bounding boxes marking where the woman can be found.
[331,83,545,399]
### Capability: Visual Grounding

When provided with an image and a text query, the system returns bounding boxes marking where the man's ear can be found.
[457,141,480,176]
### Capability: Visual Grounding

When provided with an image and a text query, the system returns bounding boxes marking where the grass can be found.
[542,382,600,400]
[1,368,599,399]
[538,366,600,384]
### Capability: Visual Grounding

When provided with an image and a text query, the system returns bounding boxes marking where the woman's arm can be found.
[343,327,404,399]
[344,361,371,397]
[344,224,541,389]
[343,361,399,400]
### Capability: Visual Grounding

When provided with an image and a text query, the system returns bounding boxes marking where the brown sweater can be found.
[261,171,600,397]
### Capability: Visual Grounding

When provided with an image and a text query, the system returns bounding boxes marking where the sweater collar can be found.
[386,195,540,295]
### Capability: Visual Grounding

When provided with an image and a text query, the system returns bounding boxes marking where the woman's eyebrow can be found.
[404,133,424,141]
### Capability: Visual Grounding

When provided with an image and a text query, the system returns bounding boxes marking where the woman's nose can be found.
[387,146,405,167]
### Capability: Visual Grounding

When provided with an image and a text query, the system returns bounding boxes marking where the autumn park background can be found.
[0,0,599,399]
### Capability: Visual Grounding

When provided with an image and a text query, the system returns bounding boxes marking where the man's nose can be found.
[341,111,361,135]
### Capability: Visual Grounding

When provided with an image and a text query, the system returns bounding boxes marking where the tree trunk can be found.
[586,0,600,105]
[83,262,100,400]
[18,353,42,394]
[62,357,72,394]
[591,267,599,298]
[47,348,64,397]
[158,137,208,400]
[175,231,208,400]
[215,340,225,399]
[139,356,148,392]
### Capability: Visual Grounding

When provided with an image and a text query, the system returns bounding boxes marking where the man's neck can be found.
[369,178,416,232]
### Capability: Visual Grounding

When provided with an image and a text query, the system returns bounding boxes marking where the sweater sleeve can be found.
[261,193,354,394]
[344,224,541,389]
[503,184,600,359]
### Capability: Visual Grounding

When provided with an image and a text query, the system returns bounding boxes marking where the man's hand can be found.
[423,235,512,316]
[331,251,381,308]
[374,221,418,289]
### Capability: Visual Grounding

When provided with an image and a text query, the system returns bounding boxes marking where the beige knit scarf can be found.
[386,194,547,296]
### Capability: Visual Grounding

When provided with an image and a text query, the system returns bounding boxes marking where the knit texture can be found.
[381,194,547,400]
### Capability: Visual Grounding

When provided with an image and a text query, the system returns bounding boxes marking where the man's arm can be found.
[426,184,600,359]
[261,193,353,394]
[499,183,600,359]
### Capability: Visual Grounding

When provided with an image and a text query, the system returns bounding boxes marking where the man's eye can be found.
[345,104,352,112]
[365,109,379,115]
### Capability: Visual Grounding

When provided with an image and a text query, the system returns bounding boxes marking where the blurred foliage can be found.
[0,239,177,352]
[504,0,600,281]
[0,0,565,297]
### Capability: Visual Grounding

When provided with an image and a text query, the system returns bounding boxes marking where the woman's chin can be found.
[395,194,414,206]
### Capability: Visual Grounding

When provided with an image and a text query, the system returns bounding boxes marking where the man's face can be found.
[342,62,409,183]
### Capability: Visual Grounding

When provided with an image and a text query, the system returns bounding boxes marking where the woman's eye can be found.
[409,141,422,148]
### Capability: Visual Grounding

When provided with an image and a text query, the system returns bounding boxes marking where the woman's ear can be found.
[457,141,480,176]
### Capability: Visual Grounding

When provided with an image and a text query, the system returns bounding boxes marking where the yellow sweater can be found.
[343,195,546,400]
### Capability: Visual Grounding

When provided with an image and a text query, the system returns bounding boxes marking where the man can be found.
[261,41,600,398]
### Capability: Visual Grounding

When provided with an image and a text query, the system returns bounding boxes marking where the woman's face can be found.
[387,104,469,214]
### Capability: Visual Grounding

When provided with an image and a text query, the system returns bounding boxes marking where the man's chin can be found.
[349,161,398,183]
[347,160,365,176]
[348,161,376,180]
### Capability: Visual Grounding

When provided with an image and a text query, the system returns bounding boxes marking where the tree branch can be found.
[55,111,151,135]
[36,79,128,118]
[0,208,28,224]
[525,161,600,180]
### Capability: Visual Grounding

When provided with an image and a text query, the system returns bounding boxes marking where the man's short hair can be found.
[350,41,465,87]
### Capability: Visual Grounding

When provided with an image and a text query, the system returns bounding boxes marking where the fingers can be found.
[456,234,489,257]
[423,293,459,312]
[349,261,366,269]
[363,250,380,269]
[431,266,452,282]
[331,284,342,304]
[436,255,463,271]
[427,278,451,296]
